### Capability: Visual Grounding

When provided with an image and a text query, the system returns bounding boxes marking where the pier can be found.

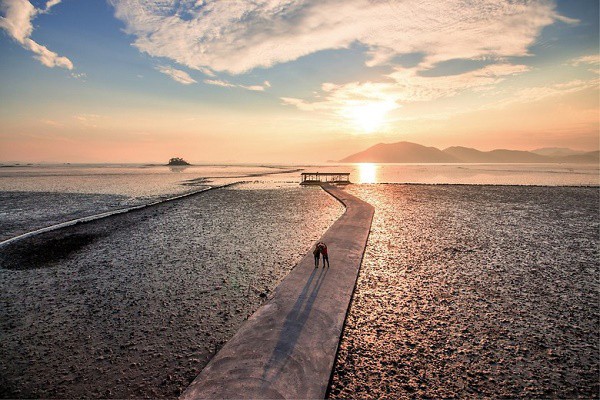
[180,184,374,399]
[300,172,351,185]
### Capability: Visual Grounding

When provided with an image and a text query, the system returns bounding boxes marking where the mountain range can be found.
[339,141,599,164]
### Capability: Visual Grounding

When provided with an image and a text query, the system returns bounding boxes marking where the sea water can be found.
[0,163,597,241]
[315,163,600,186]
[0,164,299,241]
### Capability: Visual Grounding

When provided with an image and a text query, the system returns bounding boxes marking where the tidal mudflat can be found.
[0,183,343,398]
[329,184,599,399]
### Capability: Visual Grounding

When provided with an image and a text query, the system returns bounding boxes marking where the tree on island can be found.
[167,157,191,166]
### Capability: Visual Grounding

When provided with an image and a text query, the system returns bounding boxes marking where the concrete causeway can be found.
[180,184,374,399]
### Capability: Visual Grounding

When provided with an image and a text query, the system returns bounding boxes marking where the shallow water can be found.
[0,164,295,196]
[317,163,600,185]
[329,184,599,399]
[1,163,595,242]
[0,165,300,241]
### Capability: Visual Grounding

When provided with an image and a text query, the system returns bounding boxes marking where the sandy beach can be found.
[329,185,599,399]
[0,183,343,398]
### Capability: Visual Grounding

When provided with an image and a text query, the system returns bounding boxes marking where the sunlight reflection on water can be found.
[357,163,377,184]
[323,163,599,186]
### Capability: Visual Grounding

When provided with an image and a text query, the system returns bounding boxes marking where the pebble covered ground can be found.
[0,183,343,398]
[329,184,599,399]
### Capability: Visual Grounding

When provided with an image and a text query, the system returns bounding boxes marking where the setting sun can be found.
[0,1,598,398]
[343,100,397,133]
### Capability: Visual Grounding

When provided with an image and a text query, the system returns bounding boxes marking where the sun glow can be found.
[343,100,397,133]
[358,163,377,183]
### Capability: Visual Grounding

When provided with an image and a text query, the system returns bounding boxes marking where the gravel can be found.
[329,184,599,399]
[0,183,343,399]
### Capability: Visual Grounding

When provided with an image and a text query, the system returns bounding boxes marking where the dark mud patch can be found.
[1,232,104,270]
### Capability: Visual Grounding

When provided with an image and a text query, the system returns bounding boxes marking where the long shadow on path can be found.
[261,267,329,388]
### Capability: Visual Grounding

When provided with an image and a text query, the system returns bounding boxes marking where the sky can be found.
[0,0,598,163]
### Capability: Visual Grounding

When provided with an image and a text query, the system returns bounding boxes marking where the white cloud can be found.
[240,84,265,92]
[0,0,73,69]
[155,65,197,84]
[571,55,599,66]
[204,78,270,91]
[570,55,599,74]
[282,63,530,115]
[44,0,61,11]
[204,79,235,88]
[70,71,87,80]
[109,0,570,74]
[491,78,600,109]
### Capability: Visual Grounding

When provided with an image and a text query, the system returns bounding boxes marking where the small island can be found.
[167,157,191,166]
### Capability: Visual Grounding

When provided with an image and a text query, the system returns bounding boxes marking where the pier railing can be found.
[300,172,350,185]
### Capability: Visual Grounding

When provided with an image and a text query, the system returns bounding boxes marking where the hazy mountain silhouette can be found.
[531,147,586,157]
[339,141,599,163]
[443,146,493,163]
[340,142,459,163]
[557,151,600,163]
[444,147,548,163]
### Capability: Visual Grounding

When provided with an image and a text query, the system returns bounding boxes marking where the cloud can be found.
[74,113,103,128]
[204,79,235,88]
[239,84,266,92]
[0,0,73,69]
[571,55,599,66]
[44,0,61,11]
[491,78,600,109]
[70,72,87,80]
[109,0,570,74]
[155,65,197,84]
[41,118,63,127]
[282,63,530,116]
[570,55,599,74]
[204,78,270,91]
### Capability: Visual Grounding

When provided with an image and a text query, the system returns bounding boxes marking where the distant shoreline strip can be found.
[0,183,239,249]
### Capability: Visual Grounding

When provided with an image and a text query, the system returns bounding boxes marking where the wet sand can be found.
[0,183,344,398]
[0,191,129,242]
[329,185,599,399]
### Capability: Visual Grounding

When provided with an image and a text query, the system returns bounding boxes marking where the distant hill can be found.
[481,149,548,163]
[443,146,492,163]
[339,141,599,164]
[557,151,600,164]
[339,141,459,163]
[531,147,585,157]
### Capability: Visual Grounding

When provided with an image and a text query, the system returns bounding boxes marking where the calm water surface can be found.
[0,163,597,241]
[319,163,600,186]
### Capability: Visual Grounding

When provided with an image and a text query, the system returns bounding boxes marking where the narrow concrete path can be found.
[181,184,374,399]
